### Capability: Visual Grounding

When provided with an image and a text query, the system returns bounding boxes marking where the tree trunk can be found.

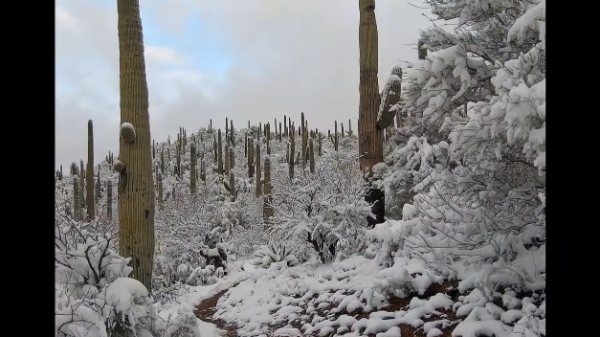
[117,0,155,291]
[358,0,385,226]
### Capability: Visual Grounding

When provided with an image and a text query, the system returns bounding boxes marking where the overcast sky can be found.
[55,0,431,169]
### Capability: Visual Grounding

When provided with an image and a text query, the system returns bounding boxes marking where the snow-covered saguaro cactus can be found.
[107,179,112,221]
[255,140,262,197]
[190,141,197,194]
[377,65,402,129]
[224,143,230,176]
[230,119,235,146]
[263,156,273,222]
[86,120,95,221]
[334,121,339,151]
[228,144,235,171]
[289,124,295,180]
[120,122,136,144]
[200,159,206,182]
[309,137,315,173]
[347,119,353,137]
[213,133,218,165]
[301,112,306,163]
[73,174,81,221]
[247,136,254,178]
[217,129,223,175]
[266,123,271,155]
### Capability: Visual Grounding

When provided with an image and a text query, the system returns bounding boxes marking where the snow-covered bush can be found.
[377,0,545,296]
[250,243,300,269]
[55,218,203,337]
[271,151,372,263]
[154,195,228,289]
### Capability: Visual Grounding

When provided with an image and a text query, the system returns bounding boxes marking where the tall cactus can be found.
[309,137,315,173]
[217,129,223,174]
[229,144,235,171]
[86,120,95,221]
[117,0,156,290]
[255,141,262,197]
[266,123,271,155]
[301,112,306,163]
[263,156,273,222]
[80,160,86,208]
[289,124,295,180]
[107,179,112,221]
[348,119,353,137]
[200,159,206,182]
[95,168,101,201]
[157,172,163,204]
[230,119,235,146]
[190,141,197,194]
[318,132,323,156]
[73,174,81,221]
[224,143,230,176]
[248,136,254,178]
[176,141,182,178]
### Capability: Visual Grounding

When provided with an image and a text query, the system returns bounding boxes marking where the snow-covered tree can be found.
[376,0,545,293]
[271,151,372,263]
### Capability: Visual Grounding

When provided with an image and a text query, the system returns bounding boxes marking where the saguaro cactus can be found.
[266,123,271,155]
[248,136,254,178]
[200,159,206,182]
[86,120,95,221]
[263,156,273,222]
[117,0,156,290]
[289,124,295,180]
[309,137,315,173]
[418,39,427,60]
[157,172,163,204]
[107,179,113,221]
[230,119,235,146]
[358,0,385,226]
[217,129,223,174]
[73,175,81,221]
[378,65,403,129]
[228,145,235,171]
[190,141,197,194]
[301,112,307,163]
[348,119,353,137]
[80,160,86,208]
[255,141,262,197]
[224,143,230,176]
[358,0,383,172]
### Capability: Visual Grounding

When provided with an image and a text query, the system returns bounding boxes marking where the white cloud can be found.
[55,0,432,169]
[145,46,187,65]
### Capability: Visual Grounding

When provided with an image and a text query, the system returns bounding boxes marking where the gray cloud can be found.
[56,0,430,169]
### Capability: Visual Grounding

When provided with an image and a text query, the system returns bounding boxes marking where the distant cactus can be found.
[225,117,229,141]
[284,115,287,137]
[289,124,295,180]
[208,119,213,133]
[190,141,197,194]
[255,141,262,197]
[301,112,306,163]
[176,144,181,178]
[86,120,95,221]
[263,156,273,222]
[217,129,223,174]
[224,171,236,200]
[279,122,282,142]
[157,172,163,205]
[348,119,353,137]
[266,123,271,155]
[160,145,165,174]
[229,145,235,171]
[230,119,235,146]
[95,168,101,201]
[80,160,86,209]
[200,159,206,182]
[106,179,112,221]
[309,137,315,173]
[248,136,254,178]
[341,122,345,138]
[73,175,81,221]
[224,143,230,176]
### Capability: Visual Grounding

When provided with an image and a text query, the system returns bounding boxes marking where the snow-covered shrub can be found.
[55,217,204,337]
[154,195,227,289]
[376,0,545,295]
[271,151,371,263]
[250,243,300,268]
